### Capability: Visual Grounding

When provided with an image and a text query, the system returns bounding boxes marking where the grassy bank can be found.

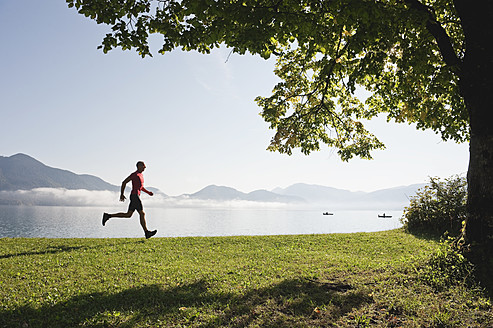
[0,229,491,327]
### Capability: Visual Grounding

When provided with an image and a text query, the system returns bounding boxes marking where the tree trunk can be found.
[455,1,493,272]
[467,137,493,247]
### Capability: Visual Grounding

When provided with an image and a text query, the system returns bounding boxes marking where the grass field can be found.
[0,229,491,327]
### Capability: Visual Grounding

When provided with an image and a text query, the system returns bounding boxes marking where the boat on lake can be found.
[378,213,392,218]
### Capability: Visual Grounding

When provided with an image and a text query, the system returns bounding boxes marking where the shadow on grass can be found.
[403,229,443,243]
[0,240,142,259]
[0,278,372,327]
[0,245,89,259]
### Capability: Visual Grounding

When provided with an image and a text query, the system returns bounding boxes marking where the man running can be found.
[102,161,157,239]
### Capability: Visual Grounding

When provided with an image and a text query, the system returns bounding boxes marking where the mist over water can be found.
[0,187,411,210]
[0,205,403,238]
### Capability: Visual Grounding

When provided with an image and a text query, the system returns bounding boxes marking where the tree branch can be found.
[403,0,461,69]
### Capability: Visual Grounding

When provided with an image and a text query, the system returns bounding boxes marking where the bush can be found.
[401,175,467,237]
[418,238,476,291]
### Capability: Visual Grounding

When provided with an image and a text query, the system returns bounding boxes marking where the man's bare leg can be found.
[138,210,148,232]
[138,210,157,239]
[102,210,134,226]
[110,210,134,218]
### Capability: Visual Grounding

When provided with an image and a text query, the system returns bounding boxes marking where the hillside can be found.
[0,153,425,207]
[273,183,426,208]
[273,183,365,203]
[0,153,118,191]
[187,185,304,203]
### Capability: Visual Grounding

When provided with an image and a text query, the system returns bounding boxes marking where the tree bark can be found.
[454,1,493,261]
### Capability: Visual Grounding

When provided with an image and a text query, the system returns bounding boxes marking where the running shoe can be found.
[145,229,157,239]
[102,213,110,226]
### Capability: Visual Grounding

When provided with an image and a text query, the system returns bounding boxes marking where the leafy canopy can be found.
[67,0,468,160]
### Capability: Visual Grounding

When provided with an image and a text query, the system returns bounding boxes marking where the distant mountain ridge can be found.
[186,185,304,203]
[0,153,118,191]
[273,183,426,209]
[181,183,424,209]
[0,153,426,207]
[272,183,365,203]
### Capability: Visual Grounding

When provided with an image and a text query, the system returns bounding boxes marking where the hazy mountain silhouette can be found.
[0,153,425,207]
[185,183,424,207]
[362,184,426,204]
[0,153,119,191]
[272,183,365,203]
[245,189,304,203]
[273,182,425,208]
[189,185,245,201]
[187,185,304,203]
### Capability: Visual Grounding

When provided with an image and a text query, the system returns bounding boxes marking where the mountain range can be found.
[186,185,304,203]
[186,183,424,209]
[273,183,424,207]
[0,153,426,207]
[0,153,118,191]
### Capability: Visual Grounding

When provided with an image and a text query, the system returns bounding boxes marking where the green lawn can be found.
[0,229,491,327]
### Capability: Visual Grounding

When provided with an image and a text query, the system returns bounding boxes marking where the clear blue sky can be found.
[0,1,469,196]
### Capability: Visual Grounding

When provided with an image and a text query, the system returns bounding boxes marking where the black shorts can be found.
[128,194,143,211]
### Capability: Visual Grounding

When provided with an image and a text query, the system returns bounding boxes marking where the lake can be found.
[0,205,403,238]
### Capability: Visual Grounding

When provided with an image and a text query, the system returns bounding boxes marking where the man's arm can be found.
[120,176,132,201]
[141,187,154,196]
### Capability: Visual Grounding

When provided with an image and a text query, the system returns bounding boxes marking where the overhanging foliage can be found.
[67,0,469,160]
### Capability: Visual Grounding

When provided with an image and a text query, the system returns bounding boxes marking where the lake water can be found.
[0,205,403,238]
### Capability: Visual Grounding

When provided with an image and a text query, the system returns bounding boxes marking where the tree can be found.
[67,0,492,258]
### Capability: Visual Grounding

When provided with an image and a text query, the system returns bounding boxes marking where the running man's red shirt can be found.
[129,171,144,195]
